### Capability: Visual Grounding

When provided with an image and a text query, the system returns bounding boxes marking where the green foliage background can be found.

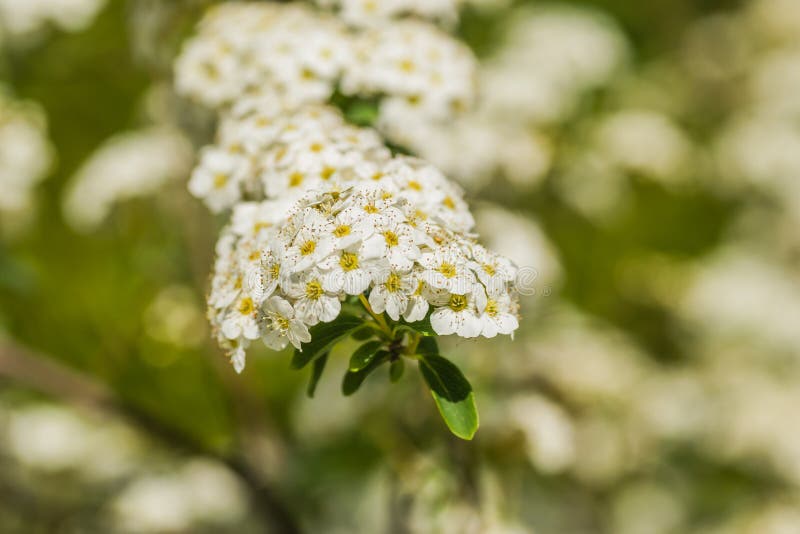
[0,0,782,532]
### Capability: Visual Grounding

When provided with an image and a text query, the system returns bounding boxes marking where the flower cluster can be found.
[174,3,475,130]
[190,100,395,212]
[174,3,351,109]
[344,20,476,124]
[314,0,463,27]
[209,173,519,372]
[0,93,53,231]
[179,2,518,391]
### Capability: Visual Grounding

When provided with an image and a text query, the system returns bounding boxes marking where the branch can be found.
[0,342,303,534]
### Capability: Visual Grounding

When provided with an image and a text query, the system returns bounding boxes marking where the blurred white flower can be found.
[0,0,105,40]
[111,459,248,533]
[316,0,463,27]
[473,205,561,295]
[611,482,686,534]
[4,404,141,480]
[481,6,629,124]
[594,109,692,184]
[0,95,53,234]
[679,249,800,354]
[750,47,800,120]
[62,127,192,231]
[143,285,207,350]
[747,0,800,44]
[508,394,575,474]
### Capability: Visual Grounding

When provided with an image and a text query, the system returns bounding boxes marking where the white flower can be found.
[429,287,484,338]
[403,277,433,322]
[319,247,374,295]
[368,268,416,321]
[286,270,342,325]
[478,293,519,338]
[468,244,517,295]
[230,200,292,238]
[221,295,260,340]
[282,208,335,272]
[325,205,374,250]
[229,342,248,374]
[174,36,243,107]
[261,296,312,351]
[188,148,249,212]
[361,207,420,270]
[418,245,476,294]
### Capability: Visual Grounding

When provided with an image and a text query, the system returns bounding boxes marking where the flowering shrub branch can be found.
[174,2,521,439]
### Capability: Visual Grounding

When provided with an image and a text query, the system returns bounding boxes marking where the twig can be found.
[0,342,303,534]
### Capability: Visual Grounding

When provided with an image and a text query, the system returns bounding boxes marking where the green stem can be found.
[405,331,421,357]
[359,294,392,336]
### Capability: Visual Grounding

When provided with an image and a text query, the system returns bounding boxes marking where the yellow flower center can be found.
[414,280,425,296]
[234,277,242,290]
[289,172,304,187]
[406,94,421,106]
[203,62,219,80]
[301,68,316,80]
[310,142,323,152]
[407,180,422,191]
[438,262,457,278]
[269,264,280,279]
[213,173,228,189]
[483,263,496,276]
[383,230,399,247]
[300,240,316,256]
[339,252,359,271]
[399,59,415,72]
[305,280,324,300]
[333,224,351,238]
[371,172,384,181]
[275,315,290,331]
[485,299,498,317]
[238,297,255,315]
[442,196,456,210]
[448,294,468,312]
[363,204,379,214]
[321,166,335,180]
[386,272,402,293]
[253,221,271,233]
[248,251,260,261]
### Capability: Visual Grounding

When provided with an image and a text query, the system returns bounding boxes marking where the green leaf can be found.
[348,340,384,372]
[416,336,439,357]
[389,358,405,383]
[291,314,363,369]
[306,352,329,398]
[342,351,389,396]
[395,316,436,337]
[345,101,379,126]
[350,326,376,341]
[419,355,479,440]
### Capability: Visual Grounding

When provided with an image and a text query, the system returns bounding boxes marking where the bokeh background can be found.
[2,0,800,532]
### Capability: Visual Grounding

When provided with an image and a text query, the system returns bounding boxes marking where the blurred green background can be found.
[2,0,800,532]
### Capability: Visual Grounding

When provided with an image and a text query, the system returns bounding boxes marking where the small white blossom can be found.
[286,269,342,326]
[261,296,312,351]
[429,287,484,338]
[188,148,249,212]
